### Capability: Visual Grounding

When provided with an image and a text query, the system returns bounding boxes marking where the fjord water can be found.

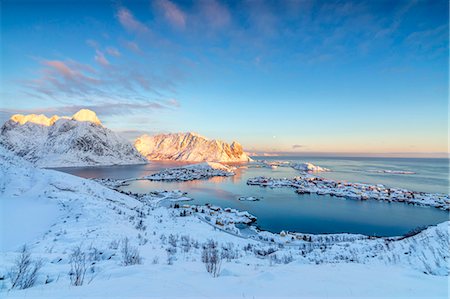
[57,156,449,236]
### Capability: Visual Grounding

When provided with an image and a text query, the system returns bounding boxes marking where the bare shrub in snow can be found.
[138,233,148,246]
[282,253,294,264]
[202,239,222,277]
[135,219,146,231]
[254,247,277,257]
[243,243,253,252]
[109,240,120,250]
[8,246,43,290]
[69,246,87,286]
[221,242,239,261]
[181,235,191,253]
[168,234,178,247]
[88,245,102,262]
[192,240,200,249]
[269,254,279,266]
[121,238,142,266]
[166,246,177,265]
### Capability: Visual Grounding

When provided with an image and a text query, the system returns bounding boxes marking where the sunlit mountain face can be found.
[9,109,102,127]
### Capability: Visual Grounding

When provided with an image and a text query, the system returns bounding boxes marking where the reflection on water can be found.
[56,158,449,236]
[119,167,448,236]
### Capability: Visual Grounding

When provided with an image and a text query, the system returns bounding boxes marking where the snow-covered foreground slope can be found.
[0,109,146,167]
[135,132,252,162]
[1,145,449,298]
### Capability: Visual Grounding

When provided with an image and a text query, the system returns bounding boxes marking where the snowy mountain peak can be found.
[71,109,102,125]
[134,132,251,162]
[1,109,146,167]
[10,113,61,126]
[9,109,102,127]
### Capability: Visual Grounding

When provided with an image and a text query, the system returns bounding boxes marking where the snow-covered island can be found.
[141,162,236,181]
[247,176,450,210]
[238,196,261,201]
[256,160,330,172]
[290,162,330,172]
[367,169,416,175]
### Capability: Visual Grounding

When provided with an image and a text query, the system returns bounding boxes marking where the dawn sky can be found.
[1,0,448,156]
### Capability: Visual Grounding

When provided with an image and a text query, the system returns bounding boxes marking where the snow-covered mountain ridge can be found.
[0,109,146,167]
[134,132,251,162]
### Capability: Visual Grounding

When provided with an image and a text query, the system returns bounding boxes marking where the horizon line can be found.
[248,151,450,159]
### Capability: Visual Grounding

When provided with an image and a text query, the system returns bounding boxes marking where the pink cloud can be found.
[199,0,231,29]
[165,98,180,108]
[123,41,141,53]
[156,0,186,29]
[95,50,110,67]
[106,47,121,57]
[117,7,150,34]
[44,60,78,78]
[86,39,99,49]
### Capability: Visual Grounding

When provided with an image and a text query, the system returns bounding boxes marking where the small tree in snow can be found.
[121,237,142,266]
[69,246,87,286]
[8,246,43,290]
[202,239,222,277]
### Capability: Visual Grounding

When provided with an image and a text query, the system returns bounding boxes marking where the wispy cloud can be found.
[95,50,110,67]
[164,98,180,108]
[123,40,141,53]
[106,46,121,57]
[156,0,187,29]
[198,0,230,29]
[406,24,448,56]
[21,56,178,106]
[117,7,151,34]
[292,144,304,149]
[0,101,176,119]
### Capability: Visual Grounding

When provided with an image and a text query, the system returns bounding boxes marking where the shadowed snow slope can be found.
[0,109,146,167]
[135,132,251,162]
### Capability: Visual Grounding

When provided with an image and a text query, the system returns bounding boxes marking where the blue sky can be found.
[1,0,448,156]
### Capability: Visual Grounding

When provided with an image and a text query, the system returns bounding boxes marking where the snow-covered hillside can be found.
[0,109,147,167]
[0,145,448,298]
[134,132,251,162]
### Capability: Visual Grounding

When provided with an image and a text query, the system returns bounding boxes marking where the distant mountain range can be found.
[0,109,251,167]
[135,132,251,162]
[0,109,146,167]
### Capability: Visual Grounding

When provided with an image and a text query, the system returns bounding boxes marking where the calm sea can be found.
[256,156,449,194]
[56,156,449,236]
